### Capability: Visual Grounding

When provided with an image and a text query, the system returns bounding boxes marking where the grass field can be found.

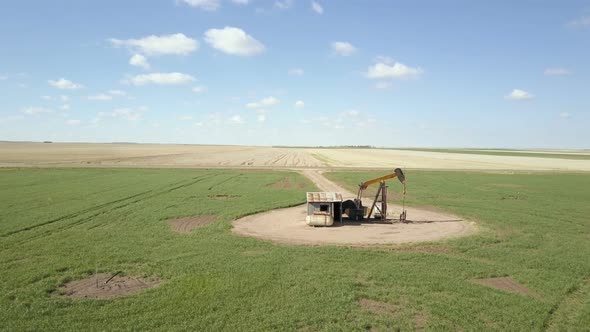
[1,168,589,331]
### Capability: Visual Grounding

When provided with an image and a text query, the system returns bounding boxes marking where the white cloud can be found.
[88,94,113,101]
[568,15,590,28]
[108,90,126,96]
[179,115,194,121]
[366,61,423,79]
[21,107,53,115]
[204,26,265,56]
[559,112,572,119]
[505,89,534,100]
[229,114,244,124]
[41,95,53,100]
[295,100,305,108]
[60,95,70,102]
[129,72,195,85]
[257,112,266,123]
[66,119,81,125]
[274,0,293,9]
[331,41,357,56]
[544,68,571,76]
[288,68,304,76]
[0,75,7,80]
[129,54,150,69]
[110,33,198,56]
[180,0,220,11]
[111,107,145,121]
[61,104,71,111]
[246,96,280,109]
[232,0,249,4]
[311,1,323,14]
[375,81,391,89]
[48,78,83,90]
[192,85,207,93]
[343,110,359,117]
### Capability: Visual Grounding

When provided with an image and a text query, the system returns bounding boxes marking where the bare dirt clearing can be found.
[2,142,590,171]
[168,215,217,233]
[232,170,476,246]
[472,277,536,297]
[59,273,162,299]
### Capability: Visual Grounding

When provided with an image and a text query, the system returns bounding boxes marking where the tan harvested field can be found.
[1,142,590,171]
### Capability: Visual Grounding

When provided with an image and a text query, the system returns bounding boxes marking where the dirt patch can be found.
[266,177,306,189]
[472,277,535,296]
[59,273,162,299]
[168,215,217,233]
[232,169,476,246]
[414,311,427,331]
[359,298,399,317]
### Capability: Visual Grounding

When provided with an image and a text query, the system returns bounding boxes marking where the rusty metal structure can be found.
[347,168,407,222]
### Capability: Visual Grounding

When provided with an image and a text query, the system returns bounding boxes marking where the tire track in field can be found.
[543,277,590,331]
[1,173,221,245]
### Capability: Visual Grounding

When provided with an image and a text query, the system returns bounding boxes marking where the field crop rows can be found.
[0,168,589,331]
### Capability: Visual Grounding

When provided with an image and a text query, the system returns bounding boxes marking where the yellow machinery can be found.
[344,168,407,222]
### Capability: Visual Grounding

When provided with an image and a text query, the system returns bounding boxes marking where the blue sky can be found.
[0,0,588,148]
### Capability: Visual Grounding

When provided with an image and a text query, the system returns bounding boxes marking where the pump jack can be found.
[344,168,407,222]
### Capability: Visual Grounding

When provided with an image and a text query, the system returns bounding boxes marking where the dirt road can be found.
[232,169,477,246]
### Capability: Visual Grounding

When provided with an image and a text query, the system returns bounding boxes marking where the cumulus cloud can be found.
[110,33,198,56]
[97,107,147,121]
[129,54,150,69]
[21,107,53,115]
[560,112,572,118]
[544,68,571,76]
[366,61,423,79]
[48,78,83,90]
[295,100,305,108]
[331,41,357,56]
[66,119,81,125]
[274,0,293,9]
[109,90,126,96]
[375,81,391,90]
[204,27,265,56]
[192,85,207,93]
[232,0,249,4]
[505,89,534,100]
[289,68,304,76]
[129,72,195,85]
[246,96,280,109]
[88,94,113,101]
[568,15,590,28]
[311,1,323,14]
[256,111,266,123]
[180,0,220,11]
[229,114,244,124]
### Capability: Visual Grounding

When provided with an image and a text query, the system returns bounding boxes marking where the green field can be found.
[1,168,589,331]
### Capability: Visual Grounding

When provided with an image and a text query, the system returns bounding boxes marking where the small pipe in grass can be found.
[105,271,121,284]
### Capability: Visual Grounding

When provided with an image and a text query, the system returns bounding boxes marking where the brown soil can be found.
[59,273,162,299]
[168,215,217,233]
[472,277,535,296]
[359,298,399,317]
[232,169,477,246]
[266,177,306,189]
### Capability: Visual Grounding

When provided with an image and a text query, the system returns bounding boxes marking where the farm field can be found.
[1,168,589,331]
[2,142,590,171]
